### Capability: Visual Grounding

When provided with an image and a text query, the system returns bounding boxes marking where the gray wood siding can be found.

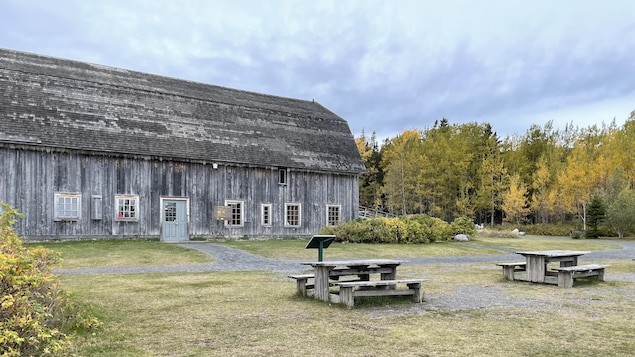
[1,147,359,240]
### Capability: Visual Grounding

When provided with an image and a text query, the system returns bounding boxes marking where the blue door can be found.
[161,200,188,242]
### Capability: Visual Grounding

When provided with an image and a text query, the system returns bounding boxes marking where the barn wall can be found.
[0,147,359,240]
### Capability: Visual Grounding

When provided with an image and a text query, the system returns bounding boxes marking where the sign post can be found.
[305,235,336,261]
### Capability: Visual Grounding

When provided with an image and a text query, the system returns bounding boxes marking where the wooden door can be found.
[161,199,188,242]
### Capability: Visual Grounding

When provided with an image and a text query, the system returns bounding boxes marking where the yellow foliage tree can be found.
[502,173,530,225]
[355,131,383,209]
[557,127,609,229]
[381,130,423,215]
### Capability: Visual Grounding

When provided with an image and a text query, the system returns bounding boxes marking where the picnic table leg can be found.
[558,270,574,288]
[380,264,399,289]
[347,264,371,282]
[379,264,398,280]
[296,278,308,297]
[527,256,546,282]
[502,266,515,280]
[314,266,332,302]
[597,269,605,282]
[339,286,355,307]
[408,282,424,303]
[559,256,578,267]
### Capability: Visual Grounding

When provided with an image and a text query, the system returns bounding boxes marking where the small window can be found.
[54,193,81,221]
[261,204,272,227]
[225,200,244,227]
[115,195,139,221]
[285,203,301,227]
[278,168,287,185]
[327,205,341,226]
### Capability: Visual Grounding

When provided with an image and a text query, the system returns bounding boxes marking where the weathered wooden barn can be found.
[0,48,365,241]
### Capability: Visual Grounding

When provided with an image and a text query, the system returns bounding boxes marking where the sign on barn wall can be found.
[214,206,232,221]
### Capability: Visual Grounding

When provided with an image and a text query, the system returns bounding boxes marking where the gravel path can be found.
[57,240,635,312]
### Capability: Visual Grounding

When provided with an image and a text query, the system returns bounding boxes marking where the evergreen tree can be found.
[586,195,605,238]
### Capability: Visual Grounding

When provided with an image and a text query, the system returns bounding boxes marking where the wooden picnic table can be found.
[300,259,403,302]
[514,250,590,283]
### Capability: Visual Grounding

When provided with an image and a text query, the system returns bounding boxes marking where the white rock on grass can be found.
[454,234,470,241]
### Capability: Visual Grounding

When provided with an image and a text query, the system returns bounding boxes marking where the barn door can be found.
[161,199,189,242]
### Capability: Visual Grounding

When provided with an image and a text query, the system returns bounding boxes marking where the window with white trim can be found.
[54,193,81,221]
[285,203,301,227]
[115,195,139,221]
[327,205,341,226]
[225,200,244,227]
[261,204,272,227]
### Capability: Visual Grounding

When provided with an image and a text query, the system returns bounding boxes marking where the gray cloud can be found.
[1,0,634,140]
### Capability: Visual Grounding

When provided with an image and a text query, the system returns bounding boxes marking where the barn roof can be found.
[0,48,365,174]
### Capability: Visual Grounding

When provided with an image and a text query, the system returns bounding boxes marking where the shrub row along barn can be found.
[0,48,365,241]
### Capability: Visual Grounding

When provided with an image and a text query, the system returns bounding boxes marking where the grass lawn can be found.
[37,238,635,356]
[468,235,623,252]
[215,238,505,260]
[32,239,213,268]
[214,235,621,260]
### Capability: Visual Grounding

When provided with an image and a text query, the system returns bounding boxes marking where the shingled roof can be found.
[0,48,365,174]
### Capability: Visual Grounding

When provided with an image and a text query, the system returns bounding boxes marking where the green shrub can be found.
[319,214,455,244]
[0,203,99,356]
[450,216,476,236]
[408,215,452,242]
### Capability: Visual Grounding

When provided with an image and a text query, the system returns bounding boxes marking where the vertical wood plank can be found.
[314,266,332,302]
[339,286,355,307]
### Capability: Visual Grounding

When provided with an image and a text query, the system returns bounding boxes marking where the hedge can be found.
[319,215,475,244]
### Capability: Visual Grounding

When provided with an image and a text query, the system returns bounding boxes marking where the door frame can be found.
[160,196,190,241]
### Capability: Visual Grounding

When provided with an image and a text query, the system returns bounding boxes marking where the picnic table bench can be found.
[332,278,428,307]
[288,264,399,297]
[495,262,526,281]
[554,264,609,288]
[288,274,316,297]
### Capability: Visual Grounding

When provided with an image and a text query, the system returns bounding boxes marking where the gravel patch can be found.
[364,284,546,318]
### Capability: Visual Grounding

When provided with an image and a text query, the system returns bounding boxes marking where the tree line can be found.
[356,111,635,237]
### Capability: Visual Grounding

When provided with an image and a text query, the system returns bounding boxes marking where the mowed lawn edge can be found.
[30,239,214,269]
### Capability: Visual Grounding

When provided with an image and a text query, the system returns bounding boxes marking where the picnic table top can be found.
[301,259,404,267]
[514,250,590,257]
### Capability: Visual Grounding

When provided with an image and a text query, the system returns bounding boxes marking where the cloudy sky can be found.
[1,0,634,140]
